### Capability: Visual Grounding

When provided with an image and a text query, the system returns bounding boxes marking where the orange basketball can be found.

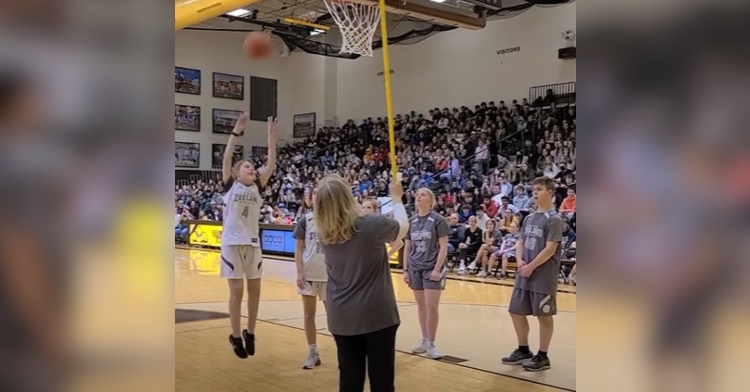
[243,32,273,60]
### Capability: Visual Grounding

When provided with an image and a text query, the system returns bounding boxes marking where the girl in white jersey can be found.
[293,188,328,370]
[221,113,278,359]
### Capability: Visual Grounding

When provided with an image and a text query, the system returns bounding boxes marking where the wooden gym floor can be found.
[175,248,577,392]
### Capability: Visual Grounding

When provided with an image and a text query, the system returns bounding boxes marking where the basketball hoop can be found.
[322,0,381,57]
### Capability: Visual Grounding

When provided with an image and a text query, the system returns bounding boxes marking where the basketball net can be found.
[322,0,381,57]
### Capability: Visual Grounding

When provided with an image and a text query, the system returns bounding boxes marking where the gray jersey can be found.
[320,214,401,336]
[516,210,563,295]
[292,213,327,282]
[221,178,264,246]
[407,212,450,271]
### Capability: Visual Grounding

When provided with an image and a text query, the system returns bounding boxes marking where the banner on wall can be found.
[293,113,316,138]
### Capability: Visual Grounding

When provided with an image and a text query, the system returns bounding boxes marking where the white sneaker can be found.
[302,352,321,369]
[457,266,466,275]
[477,271,488,278]
[426,342,443,359]
[468,262,477,270]
[412,339,429,354]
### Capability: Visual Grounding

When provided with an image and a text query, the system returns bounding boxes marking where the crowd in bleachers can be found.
[175,90,577,284]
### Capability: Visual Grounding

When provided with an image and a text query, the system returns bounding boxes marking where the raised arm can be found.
[258,116,279,188]
[389,181,409,241]
[222,112,249,184]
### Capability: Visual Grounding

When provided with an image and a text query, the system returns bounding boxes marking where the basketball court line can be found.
[252,315,574,392]
[179,247,577,294]
[175,301,576,390]
[174,313,572,392]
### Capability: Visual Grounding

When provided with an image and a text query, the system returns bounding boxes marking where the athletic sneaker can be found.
[242,330,256,356]
[229,335,248,359]
[412,339,429,354]
[426,342,443,360]
[457,266,467,275]
[501,348,534,365]
[467,262,477,271]
[496,272,507,280]
[477,270,489,278]
[302,352,321,370]
[522,354,551,372]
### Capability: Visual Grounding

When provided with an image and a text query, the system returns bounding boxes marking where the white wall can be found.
[175,30,326,170]
[335,3,577,120]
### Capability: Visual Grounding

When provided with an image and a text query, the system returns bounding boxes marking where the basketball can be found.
[243,32,273,60]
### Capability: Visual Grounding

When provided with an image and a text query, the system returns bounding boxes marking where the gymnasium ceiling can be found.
[182,0,574,58]
[192,0,572,32]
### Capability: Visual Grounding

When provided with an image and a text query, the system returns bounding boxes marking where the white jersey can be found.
[221,178,263,247]
[292,212,327,282]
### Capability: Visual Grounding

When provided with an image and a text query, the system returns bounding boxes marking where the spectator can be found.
[481,195,499,218]
[457,216,483,274]
[559,188,576,218]
[491,222,521,280]
[474,205,490,231]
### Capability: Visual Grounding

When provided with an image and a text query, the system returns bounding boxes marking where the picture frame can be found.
[293,112,316,138]
[174,104,201,132]
[175,142,201,168]
[251,146,269,158]
[212,144,244,169]
[213,108,244,134]
[213,72,244,100]
[175,67,201,95]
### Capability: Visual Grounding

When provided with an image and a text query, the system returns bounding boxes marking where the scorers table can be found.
[187,220,402,267]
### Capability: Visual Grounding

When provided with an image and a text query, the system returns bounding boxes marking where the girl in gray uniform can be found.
[293,188,328,370]
[403,188,450,359]
[313,175,409,392]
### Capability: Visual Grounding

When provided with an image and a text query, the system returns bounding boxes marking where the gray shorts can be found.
[408,269,446,291]
[508,288,557,317]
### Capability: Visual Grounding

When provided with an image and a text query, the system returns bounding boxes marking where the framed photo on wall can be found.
[251,146,269,158]
[174,104,201,131]
[213,72,244,100]
[175,142,201,168]
[293,112,316,138]
[212,144,244,169]
[175,67,201,95]
[213,109,244,134]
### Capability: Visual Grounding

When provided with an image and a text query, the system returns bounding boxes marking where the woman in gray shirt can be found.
[313,175,409,392]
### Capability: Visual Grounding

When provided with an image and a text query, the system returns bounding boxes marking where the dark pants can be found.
[458,247,479,262]
[333,324,399,392]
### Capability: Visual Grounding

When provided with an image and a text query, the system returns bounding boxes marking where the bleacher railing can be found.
[529,81,576,106]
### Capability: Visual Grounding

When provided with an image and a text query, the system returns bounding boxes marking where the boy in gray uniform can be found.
[502,177,563,372]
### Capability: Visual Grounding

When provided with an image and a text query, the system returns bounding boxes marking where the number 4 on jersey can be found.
[241,206,249,218]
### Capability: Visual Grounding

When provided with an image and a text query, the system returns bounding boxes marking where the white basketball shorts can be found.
[220,245,263,280]
[298,281,328,301]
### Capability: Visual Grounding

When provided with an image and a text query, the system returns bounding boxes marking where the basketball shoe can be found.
[229,335,248,359]
[242,330,256,356]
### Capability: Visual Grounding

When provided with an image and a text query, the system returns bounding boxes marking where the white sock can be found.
[309,344,317,353]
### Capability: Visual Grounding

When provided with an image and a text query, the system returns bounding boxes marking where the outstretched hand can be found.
[267,116,279,137]
[389,181,404,200]
[234,112,249,135]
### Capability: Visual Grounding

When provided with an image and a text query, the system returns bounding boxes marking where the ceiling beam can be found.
[175,0,265,31]
[349,0,486,30]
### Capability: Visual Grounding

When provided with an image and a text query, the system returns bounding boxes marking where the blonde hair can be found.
[313,175,363,244]
[416,188,436,209]
[231,159,252,178]
[362,198,380,214]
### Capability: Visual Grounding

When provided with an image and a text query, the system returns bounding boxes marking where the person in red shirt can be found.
[559,188,576,218]
[482,195,499,218]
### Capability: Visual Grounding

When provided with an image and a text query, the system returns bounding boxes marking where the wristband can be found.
[231,132,242,137]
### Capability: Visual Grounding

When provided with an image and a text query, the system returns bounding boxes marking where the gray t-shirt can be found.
[320,213,401,336]
[407,212,450,271]
[516,210,564,295]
